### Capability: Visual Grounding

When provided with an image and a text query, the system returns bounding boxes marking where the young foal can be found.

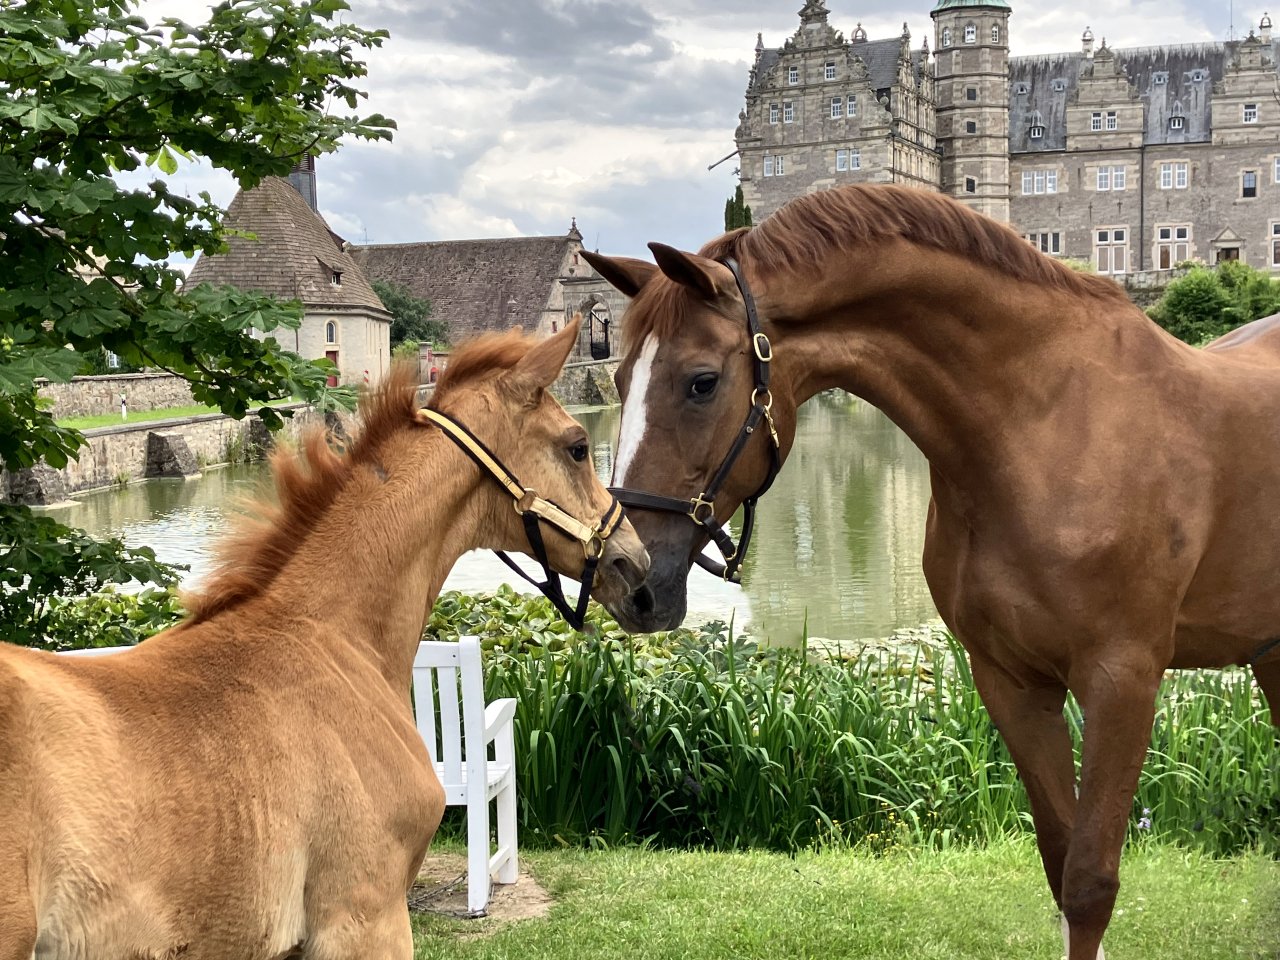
[584,185,1280,959]
[0,321,648,960]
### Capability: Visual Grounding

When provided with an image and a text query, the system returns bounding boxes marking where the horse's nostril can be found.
[611,556,646,591]
[630,583,655,615]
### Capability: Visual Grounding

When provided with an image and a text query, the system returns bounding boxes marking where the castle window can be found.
[966,120,976,133]
[1156,225,1191,268]
[1022,171,1033,195]
[1176,162,1187,188]
[1031,170,1044,193]
[1112,165,1126,190]
[1097,167,1111,191]
[1169,116,1184,130]
[964,24,976,43]
[783,102,794,123]
[836,149,848,171]
[763,156,774,177]
[1191,70,1205,82]
[1091,112,1103,131]
[788,66,799,84]
[847,95,856,116]
[1047,169,1057,192]
[1106,111,1117,130]
[1275,157,1280,183]
[849,149,861,169]
[331,270,342,286]
[1244,103,1258,123]
[775,155,785,175]
[825,61,836,80]
[1243,170,1257,198]
[966,87,977,101]
[965,177,977,193]
[1051,78,1066,92]
[1014,82,1030,96]
[1029,123,1045,139]
[325,321,337,344]
[1095,228,1127,274]
[1025,233,1061,254]
[769,103,779,124]
[942,27,951,46]
[831,97,843,118]
[1160,163,1172,188]
[1272,221,1280,266]
[991,23,1000,43]
[1153,72,1168,85]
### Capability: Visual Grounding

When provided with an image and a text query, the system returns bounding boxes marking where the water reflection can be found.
[54,397,938,640]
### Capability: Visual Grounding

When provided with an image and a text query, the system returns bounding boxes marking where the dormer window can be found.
[825,61,836,80]
[1190,70,1206,82]
[1153,72,1168,85]
[1014,82,1030,96]
[1051,78,1066,92]
[964,24,976,43]
[1169,115,1184,129]
[331,270,342,286]
[1029,124,1045,139]
[942,27,951,46]
[788,66,799,84]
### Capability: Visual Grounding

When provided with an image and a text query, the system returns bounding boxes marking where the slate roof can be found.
[932,0,1011,9]
[185,177,387,315]
[349,235,573,341]
[752,37,925,94]
[1009,40,1280,153]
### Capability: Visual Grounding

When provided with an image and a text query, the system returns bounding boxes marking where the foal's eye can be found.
[570,442,589,463]
[689,373,719,400]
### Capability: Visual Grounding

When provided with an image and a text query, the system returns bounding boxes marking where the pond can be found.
[50,394,938,644]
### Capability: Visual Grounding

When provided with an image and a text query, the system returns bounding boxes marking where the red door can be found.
[325,350,339,387]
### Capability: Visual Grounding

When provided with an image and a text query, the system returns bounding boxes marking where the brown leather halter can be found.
[419,407,626,629]
[608,257,782,584]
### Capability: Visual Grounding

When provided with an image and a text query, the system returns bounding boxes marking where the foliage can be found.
[82,346,142,375]
[371,279,447,348]
[391,339,421,363]
[0,0,392,639]
[1148,263,1280,345]
[1061,257,1096,273]
[38,585,184,651]
[724,185,753,232]
[0,504,181,646]
[428,589,1279,857]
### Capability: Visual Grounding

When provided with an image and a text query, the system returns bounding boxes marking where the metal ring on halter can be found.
[752,388,773,411]
[690,495,716,525]
[584,530,605,560]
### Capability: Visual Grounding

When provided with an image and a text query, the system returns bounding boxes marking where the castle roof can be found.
[752,36,926,94]
[185,176,387,316]
[349,233,578,342]
[931,0,1011,11]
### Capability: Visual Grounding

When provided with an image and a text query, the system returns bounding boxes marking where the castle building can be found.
[738,1,1280,275]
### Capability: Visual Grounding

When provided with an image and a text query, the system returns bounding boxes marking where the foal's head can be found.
[429,320,650,606]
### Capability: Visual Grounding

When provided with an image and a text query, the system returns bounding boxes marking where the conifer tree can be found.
[724,185,753,231]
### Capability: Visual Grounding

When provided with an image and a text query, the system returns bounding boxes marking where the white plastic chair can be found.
[413,636,518,916]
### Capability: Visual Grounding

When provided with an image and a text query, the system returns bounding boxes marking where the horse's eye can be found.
[689,374,718,400]
[570,442,589,463]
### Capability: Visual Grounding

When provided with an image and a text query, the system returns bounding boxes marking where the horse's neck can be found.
[770,250,1169,492]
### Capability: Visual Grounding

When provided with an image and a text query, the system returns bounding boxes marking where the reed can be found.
[427,590,1279,855]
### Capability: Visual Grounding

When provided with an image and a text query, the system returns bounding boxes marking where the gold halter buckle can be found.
[690,494,716,525]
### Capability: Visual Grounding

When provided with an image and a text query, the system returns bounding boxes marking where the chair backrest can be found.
[412,637,486,786]
[59,646,130,657]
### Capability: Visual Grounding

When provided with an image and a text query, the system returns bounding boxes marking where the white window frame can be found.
[1091,112,1103,132]
[1112,166,1126,191]
[769,103,779,124]
[836,149,848,171]
[849,149,861,170]
[1161,163,1173,189]
[825,61,836,81]
[830,97,843,119]
[325,321,337,344]
[1244,103,1258,124]
[1170,116,1184,130]
[847,95,856,117]
[1155,224,1192,269]
[1106,111,1118,130]
[1047,169,1058,193]
[942,27,951,46]
[1272,221,1280,267]
[783,102,793,123]
[964,23,976,43]
[1097,166,1111,191]
[788,66,799,85]
[1034,170,1045,194]
[1022,171,1033,195]
[1275,157,1280,183]
[775,155,785,176]
[1243,170,1258,198]
[992,23,1000,42]
[763,155,774,177]
[1095,228,1128,275]
[1176,162,1188,189]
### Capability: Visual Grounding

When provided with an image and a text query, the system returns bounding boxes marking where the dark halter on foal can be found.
[608,257,782,584]
[419,407,626,630]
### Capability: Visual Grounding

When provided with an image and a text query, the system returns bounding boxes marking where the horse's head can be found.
[583,245,797,632]
[430,318,650,608]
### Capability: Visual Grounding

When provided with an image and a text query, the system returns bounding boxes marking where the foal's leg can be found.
[969,655,1077,905]
[1252,659,1280,726]
[1061,656,1164,960]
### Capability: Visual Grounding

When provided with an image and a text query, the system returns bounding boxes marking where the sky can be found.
[135,0,1262,261]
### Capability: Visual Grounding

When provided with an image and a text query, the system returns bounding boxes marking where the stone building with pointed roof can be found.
[349,220,630,361]
[739,1,1280,276]
[185,164,393,386]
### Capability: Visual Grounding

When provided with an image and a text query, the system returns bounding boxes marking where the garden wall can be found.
[36,372,196,419]
[551,359,621,406]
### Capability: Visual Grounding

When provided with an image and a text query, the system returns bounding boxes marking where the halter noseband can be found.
[608,256,782,584]
[418,407,626,630]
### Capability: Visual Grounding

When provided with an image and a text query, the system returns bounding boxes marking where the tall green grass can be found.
[427,591,1279,856]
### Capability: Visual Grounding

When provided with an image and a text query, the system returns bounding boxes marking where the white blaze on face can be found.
[613,334,660,486]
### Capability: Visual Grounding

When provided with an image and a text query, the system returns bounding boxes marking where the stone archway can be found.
[576,296,611,360]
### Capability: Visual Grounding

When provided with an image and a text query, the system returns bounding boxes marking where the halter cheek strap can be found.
[418,407,626,630]
[608,256,782,584]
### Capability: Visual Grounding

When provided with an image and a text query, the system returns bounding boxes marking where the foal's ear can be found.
[580,252,659,298]
[648,243,735,301]
[500,316,582,400]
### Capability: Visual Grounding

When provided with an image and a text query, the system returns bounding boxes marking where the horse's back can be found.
[1203,312,1280,362]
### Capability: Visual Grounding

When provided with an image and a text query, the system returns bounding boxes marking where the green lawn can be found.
[58,400,297,431]
[413,840,1277,959]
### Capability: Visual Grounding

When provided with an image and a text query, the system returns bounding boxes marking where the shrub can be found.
[1151,263,1280,345]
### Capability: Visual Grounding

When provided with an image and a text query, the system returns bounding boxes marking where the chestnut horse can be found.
[583,186,1280,959]
[0,320,648,960]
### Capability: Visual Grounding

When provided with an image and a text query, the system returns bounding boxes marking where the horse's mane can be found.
[623,184,1129,352]
[185,330,538,623]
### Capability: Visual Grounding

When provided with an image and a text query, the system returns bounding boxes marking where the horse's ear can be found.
[648,243,734,300]
[501,315,582,399]
[580,252,658,298]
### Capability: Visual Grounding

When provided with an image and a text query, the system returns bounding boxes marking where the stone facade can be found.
[739,2,1280,276]
[549,359,623,407]
[37,372,195,420]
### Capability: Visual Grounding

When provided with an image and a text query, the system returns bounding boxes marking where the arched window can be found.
[991,23,1000,43]
[325,321,337,344]
[964,23,976,43]
[942,27,951,46]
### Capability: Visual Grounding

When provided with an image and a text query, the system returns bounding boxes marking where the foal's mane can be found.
[185,330,538,623]
[623,184,1129,352]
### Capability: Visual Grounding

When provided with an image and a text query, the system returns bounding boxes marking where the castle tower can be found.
[931,0,1011,221]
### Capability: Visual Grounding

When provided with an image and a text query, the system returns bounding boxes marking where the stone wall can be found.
[549,359,622,407]
[37,372,195,420]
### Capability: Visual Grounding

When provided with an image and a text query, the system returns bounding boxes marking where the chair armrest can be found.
[483,698,517,744]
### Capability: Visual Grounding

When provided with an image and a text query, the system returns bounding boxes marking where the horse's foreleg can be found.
[1252,659,1280,726]
[1061,654,1164,960]
[969,654,1077,906]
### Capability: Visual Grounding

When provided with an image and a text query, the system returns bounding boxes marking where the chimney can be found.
[1082,26,1094,58]
[287,153,318,212]
[1262,12,1273,44]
